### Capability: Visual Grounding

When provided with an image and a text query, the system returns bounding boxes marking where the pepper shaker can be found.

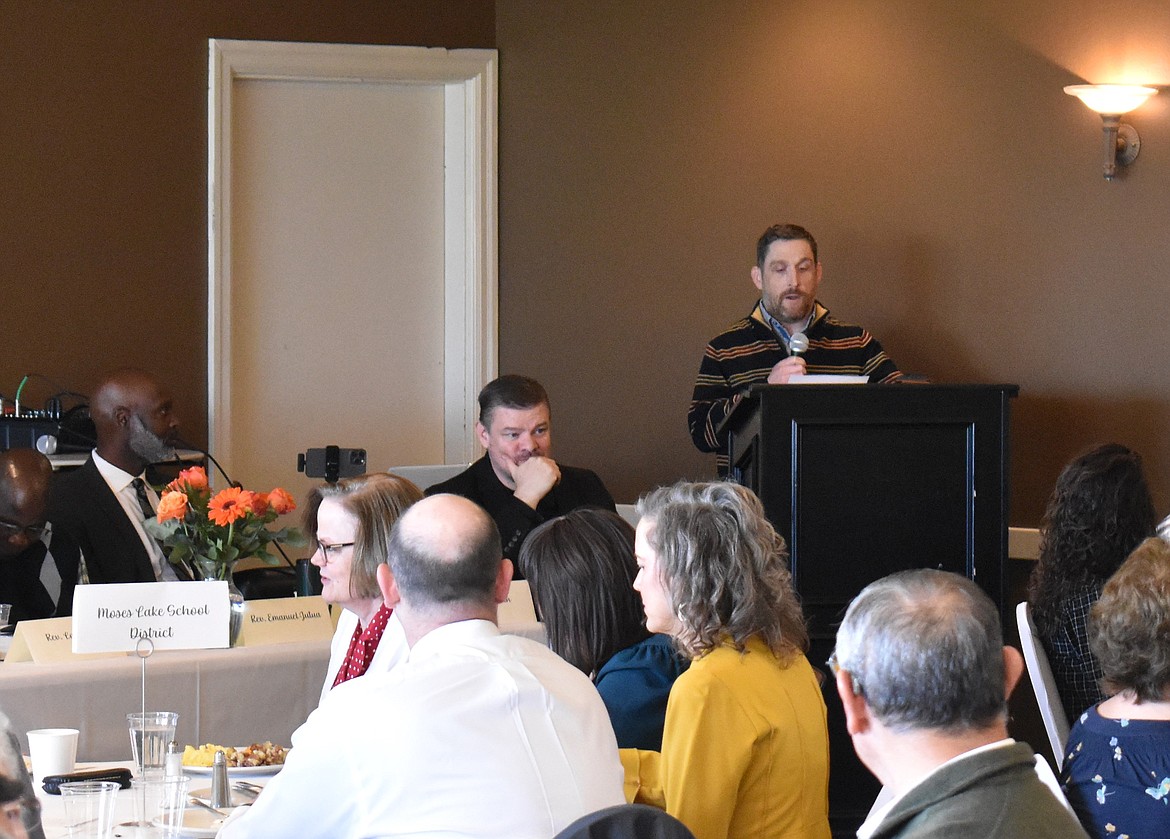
[210,749,231,809]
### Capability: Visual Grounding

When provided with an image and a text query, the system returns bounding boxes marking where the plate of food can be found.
[181,742,289,776]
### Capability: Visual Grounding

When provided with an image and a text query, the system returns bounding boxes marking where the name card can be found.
[72,582,229,653]
[4,618,120,664]
[237,596,334,647]
[499,580,537,625]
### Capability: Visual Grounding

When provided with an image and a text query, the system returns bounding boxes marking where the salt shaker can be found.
[210,749,231,809]
[165,740,183,776]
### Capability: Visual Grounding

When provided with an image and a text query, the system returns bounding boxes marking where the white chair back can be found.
[386,463,470,492]
[1016,601,1071,768]
[615,503,639,528]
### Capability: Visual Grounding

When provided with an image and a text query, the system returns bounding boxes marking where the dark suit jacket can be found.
[0,530,81,622]
[425,455,615,574]
[47,455,157,583]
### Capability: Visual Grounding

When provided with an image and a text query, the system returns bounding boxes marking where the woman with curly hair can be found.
[625,480,829,839]
[1061,537,1170,839]
[1028,443,1156,721]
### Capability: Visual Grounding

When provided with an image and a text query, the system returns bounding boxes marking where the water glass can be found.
[131,772,190,836]
[60,780,120,838]
[126,712,178,774]
[0,603,11,626]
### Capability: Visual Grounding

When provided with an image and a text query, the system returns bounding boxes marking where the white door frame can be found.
[207,39,497,465]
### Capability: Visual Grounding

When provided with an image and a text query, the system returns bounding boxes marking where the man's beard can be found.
[128,415,176,464]
[765,291,812,325]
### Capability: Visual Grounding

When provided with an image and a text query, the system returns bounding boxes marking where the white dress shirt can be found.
[91,450,176,581]
[318,607,409,706]
[220,619,625,839]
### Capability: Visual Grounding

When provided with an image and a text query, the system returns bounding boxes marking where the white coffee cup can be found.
[27,727,79,783]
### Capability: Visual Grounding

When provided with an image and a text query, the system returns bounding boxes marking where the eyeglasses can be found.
[315,541,355,560]
[0,519,48,541]
[826,649,864,696]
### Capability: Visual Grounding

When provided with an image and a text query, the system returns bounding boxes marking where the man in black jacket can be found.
[425,375,614,576]
[48,368,184,584]
[0,448,80,622]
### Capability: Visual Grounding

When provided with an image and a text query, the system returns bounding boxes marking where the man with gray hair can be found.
[832,569,1087,839]
[220,494,624,838]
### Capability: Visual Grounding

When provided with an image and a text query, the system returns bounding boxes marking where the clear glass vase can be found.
[193,559,246,647]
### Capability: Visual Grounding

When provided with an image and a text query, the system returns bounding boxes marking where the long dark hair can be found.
[1029,443,1156,634]
[519,509,647,674]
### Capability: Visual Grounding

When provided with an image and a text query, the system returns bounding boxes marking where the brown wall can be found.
[6,1,1170,527]
[496,0,1170,523]
[1,0,494,450]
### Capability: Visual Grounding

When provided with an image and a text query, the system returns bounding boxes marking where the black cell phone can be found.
[297,446,367,481]
[41,767,133,795]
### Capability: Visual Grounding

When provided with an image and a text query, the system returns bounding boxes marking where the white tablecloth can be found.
[1,641,331,762]
[2,622,544,764]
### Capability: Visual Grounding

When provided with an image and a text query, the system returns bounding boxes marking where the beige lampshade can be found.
[1064,84,1158,115]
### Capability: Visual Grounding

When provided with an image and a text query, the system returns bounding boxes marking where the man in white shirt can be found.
[219,493,625,839]
[47,368,185,583]
[831,569,1087,839]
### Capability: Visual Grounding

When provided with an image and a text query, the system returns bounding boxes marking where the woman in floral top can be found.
[1061,537,1170,839]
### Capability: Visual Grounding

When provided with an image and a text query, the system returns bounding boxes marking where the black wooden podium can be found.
[722,383,1018,835]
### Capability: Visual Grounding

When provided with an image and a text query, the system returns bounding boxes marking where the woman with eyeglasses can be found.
[303,473,423,705]
[626,480,830,839]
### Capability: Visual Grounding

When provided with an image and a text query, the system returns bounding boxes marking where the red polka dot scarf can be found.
[332,603,393,688]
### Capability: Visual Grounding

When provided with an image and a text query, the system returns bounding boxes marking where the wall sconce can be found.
[1064,84,1158,180]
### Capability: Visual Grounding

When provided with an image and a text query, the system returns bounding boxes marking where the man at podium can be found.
[688,223,901,473]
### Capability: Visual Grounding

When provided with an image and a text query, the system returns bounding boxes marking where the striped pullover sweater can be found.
[689,301,901,472]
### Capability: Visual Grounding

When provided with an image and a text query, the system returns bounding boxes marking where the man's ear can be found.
[377,563,401,609]
[1003,645,1025,700]
[475,421,490,450]
[493,558,514,604]
[836,670,872,736]
[114,404,131,428]
[750,266,764,293]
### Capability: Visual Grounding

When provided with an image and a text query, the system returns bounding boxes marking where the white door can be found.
[207,40,496,503]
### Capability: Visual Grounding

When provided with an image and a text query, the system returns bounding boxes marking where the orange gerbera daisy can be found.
[208,487,256,526]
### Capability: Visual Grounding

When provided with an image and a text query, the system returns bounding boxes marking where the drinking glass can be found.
[131,772,190,837]
[126,712,178,775]
[60,780,120,838]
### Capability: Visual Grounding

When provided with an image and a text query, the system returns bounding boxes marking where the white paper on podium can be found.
[72,581,230,653]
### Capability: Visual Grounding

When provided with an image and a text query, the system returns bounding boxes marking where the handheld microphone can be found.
[789,332,809,358]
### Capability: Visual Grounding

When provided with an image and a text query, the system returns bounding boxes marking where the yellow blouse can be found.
[621,637,830,839]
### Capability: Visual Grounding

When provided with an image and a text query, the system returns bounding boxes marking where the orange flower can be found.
[248,491,270,517]
[168,466,209,493]
[268,487,297,515]
[208,487,255,526]
[156,491,189,523]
